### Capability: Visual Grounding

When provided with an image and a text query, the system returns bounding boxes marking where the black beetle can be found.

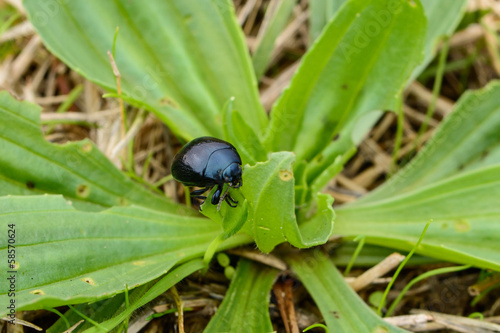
[171,136,242,211]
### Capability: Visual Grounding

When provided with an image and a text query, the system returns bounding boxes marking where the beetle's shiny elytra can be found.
[171,136,242,211]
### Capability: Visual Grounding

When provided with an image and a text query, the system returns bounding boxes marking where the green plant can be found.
[2,0,499,331]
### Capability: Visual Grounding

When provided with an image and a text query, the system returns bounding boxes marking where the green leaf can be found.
[307,0,467,81]
[0,195,250,315]
[252,0,296,79]
[288,250,408,332]
[222,98,267,165]
[335,165,500,271]
[200,186,248,240]
[331,243,437,267]
[291,193,335,247]
[309,0,347,43]
[306,144,357,203]
[0,91,189,214]
[48,283,151,333]
[81,260,205,333]
[239,152,335,252]
[24,0,267,139]
[334,81,500,273]
[409,0,468,82]
[204,259,278,333]
[266,0,426,164]
[241,152,296,252]
[360,80,500,202]
[292,0,468,202]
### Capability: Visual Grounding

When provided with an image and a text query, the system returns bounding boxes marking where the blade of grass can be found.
[377,221,431,316]
[56,84,83,113]
[68,305,107,332]
[303,323,329,332]
[40,119,96,127]
[419,51,479,82]
[152,174,173,188]
[45,308,71,331]
[123,285,130,333]
[0,12,21,37]
[415,37,450,147]
[252,0,296,79]
[45,84,84,133]
[386,264,470,317]
[141,151,154,179]
[343,235,365,276]
[82,260,205,333]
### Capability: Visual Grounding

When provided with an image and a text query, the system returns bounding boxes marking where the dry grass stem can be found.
[348,253,406,292]
[228,248,287,270]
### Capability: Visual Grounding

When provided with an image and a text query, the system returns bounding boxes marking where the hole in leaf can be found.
[453,219,470,233]
[159,97,178,108]
[76,184,90,198]
[82,143,92,153]
[133,261,146,266]
[279,170,293,181]
[30,289,45,295]
[81,277,96,286]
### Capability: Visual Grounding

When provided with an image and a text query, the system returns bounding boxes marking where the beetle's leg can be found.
[190,187,210,197]
[226,193,238,204]
[217,184,235,211]
[189,187,211,211]
[211,184,223,205]
[224,196,237,208]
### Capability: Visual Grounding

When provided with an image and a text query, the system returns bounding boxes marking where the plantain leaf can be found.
[336,164,500,271]
[81,259,206,333]
[309,0,347,43]
[252,0,296,79]
[0,91,190,214]
[410,0,468,82]
[269,0,467,204]
[332,48,500,276]
[241,152,296,252]
[288,250,408,332]
[265,0,426,164]
[331,242,437,267]
[307,0,467,80]
[204,259,278,333]
[23,0,267,140]
[238,152,335,252]
[48,283,152,333]
[291,193,335,247]
[359,81,500,202]
[0,195,250,315]
[222,98,267,165]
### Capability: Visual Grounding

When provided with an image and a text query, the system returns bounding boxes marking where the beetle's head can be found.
[222,162,242,187]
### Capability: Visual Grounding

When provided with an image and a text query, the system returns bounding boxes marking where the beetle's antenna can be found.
[217,184,232,212]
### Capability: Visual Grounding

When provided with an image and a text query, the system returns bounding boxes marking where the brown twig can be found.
[348,253,405,292]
